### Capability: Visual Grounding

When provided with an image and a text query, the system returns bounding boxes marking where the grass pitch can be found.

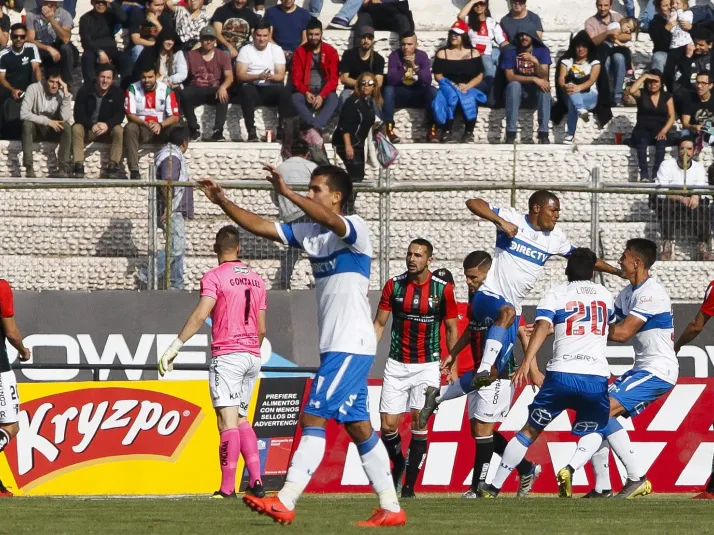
[0,494,710,534]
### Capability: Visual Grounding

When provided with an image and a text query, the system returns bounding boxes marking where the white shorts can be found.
[209,352,261,415]
[379,359,440,415]
[467,378,513,423]
[0,370,19,424]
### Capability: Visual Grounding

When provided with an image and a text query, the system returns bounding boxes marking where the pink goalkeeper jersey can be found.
[200,260,267,358]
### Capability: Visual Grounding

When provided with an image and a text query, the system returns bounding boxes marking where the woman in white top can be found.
[458,0,508,93]
[557,31,601,144]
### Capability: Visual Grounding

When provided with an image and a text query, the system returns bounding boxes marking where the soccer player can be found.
[0,278,31,497]
[580,238,677,499]
[674,281,714,499]
[478,248,614,499]
[158,226,267,499]
[198,165,406,527]
[373,239,460,498]
[427,251,541,498]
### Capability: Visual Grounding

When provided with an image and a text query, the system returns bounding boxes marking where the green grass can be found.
[0,494,711,534]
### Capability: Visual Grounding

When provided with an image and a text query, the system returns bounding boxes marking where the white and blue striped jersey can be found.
[535,281,615,377]
[275,214,377,356]
[614,277,678,385]
[482,205,574,314]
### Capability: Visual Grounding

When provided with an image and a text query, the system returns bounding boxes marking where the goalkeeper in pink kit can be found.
[159,225,267,499]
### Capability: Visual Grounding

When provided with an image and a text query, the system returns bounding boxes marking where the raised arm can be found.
[465,198,518,237]
[197,179,283,242]
[594,258,623,277]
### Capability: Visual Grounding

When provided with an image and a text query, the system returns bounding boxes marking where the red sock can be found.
[219,428,241,495]
[238,421,262,486]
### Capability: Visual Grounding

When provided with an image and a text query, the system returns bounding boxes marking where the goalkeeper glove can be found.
[158,339,183,377]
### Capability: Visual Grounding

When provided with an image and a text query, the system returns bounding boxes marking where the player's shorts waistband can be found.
[546,371,609,392]
[212,351,262,359]
[320,351,376,359]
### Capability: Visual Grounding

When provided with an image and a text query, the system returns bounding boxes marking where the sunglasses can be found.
[359,80,376,87]
[94,1,107,4]
[11,34,26,39]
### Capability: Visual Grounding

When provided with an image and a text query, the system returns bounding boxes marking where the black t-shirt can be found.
[0,44,40,91]
[339,47,385,80]
[0,13,9,34]
[210,4,259,50]
[685,95,714,126]
[129,8,174,42]
[432,54,484,85]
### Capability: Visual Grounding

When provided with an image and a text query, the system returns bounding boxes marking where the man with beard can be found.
[338,26,385,110]
[681,72,714,146]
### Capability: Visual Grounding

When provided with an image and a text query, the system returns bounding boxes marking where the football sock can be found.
[494,431,533,476]
[381,430,404,469]
[591,440,612,492]
[359,431,401,513]
[238,421,261,486]
[0,428,10,453]
[477,325,507,373]
[218,428,241,495]
[404,430,428,489]
[569,433,603,471]
[492,431,531,489]
[278,427,326,510]
[706,456,714,493]
[608,427,644,480]
[472,434,495,489]
[436,374,470,403]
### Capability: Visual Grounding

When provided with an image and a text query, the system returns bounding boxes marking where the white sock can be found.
[608,428,644,480]
[592,440,612,492]
[477,339,503,373]
[569,433,603,471]
[492,432,531,489]
[278,430,326,510]
[436,379,465,403]
[360,433,401,513]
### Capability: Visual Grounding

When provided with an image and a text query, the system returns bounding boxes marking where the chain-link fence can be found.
[1,171,713,301]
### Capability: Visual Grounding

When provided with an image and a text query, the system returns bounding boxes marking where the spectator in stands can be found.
[0,10,9,50]
[274,138,314,287]
[383,31,438,143]
[585,0,632,106]
[167,0,210,51]
[79,0,130,85]
[134,29,187,88]
[26,0,76,86]
[236,22,291,142]
[332,71,380,182]
[681,72,714,145]
[353,0,413,43]
[72,64,125,178]
[20,69,72,177]
[501,30,552,144]
[0,24,42,139]
[673,27,712,112]
[291,18,338,133]
[124,64,179,179]
[338,26,385,109]
[556,30,601,145]
[648,0,673,73]
[458,0,508,94]
[323,0,362,30]
[211,0,260,61]
[181,25,233,142]
[500,0,543,42]
[129,0,174,64]
[629,70,674,181]
[653,136,713,260]
[263,0,310,64]
[431,21,484,143]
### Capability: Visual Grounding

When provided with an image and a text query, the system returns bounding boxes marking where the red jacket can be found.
[291,41,339,98]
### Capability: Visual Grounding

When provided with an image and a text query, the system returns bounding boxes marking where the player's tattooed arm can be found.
[674,310,711,353]
[441,327,469,375]
[608,314,645,343]
[594,258,624,278]
[513,319,549,389]
[465,198,518,238]
[1,317,30,361]
[373,308,391,343]
[444,317,460,355]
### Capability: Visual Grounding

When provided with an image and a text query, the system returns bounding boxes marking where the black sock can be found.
[472,435,494,490]
[494,431,533,476]
[404,431,428,489]
[381,431,404,468]
[707,456,714,493]
[0,428,9,453]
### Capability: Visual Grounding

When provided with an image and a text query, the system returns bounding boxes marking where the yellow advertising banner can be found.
[0,380,260,496]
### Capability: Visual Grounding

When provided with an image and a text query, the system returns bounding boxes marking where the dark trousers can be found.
[332,137,366,182]
[354,3,413,46]
[82,47,131,86]
[631,127,668,180]
[181,85,228,132]
[291,91,338,130]
[381,83,437,126]
[654,197,712,242]
[238,83,294,130]
[39,41,77,84]
[0,87,22,139]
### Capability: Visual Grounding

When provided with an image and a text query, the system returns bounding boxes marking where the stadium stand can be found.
[0,0,713,299]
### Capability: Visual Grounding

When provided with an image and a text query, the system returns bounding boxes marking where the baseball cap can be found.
[360,26,375,37]
[450,20,470,35]
[200,25,217,39]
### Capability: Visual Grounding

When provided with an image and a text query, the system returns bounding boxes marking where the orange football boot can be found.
[355,508,407,527]
[243,494,296,525]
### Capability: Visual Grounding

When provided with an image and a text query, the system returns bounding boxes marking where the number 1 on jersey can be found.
[244,289,251,325]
